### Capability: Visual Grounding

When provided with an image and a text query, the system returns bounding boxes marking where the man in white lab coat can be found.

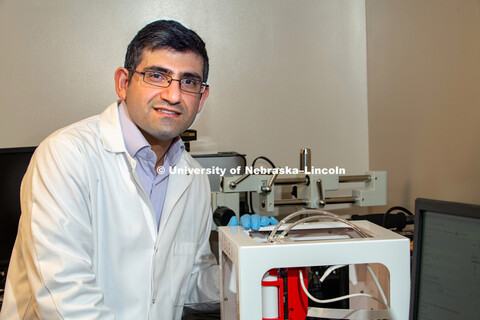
[1,20,219,319]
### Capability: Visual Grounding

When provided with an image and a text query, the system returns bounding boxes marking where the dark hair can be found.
[124,20,209,82]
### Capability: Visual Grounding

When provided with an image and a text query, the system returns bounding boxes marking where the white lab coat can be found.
[0,101,219,320]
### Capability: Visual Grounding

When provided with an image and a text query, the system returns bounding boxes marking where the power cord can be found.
[350,206,414,231]
[382,206,413,228]
[298,265,389,308]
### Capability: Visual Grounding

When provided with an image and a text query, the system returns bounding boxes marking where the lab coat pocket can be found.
[170,241,198,305]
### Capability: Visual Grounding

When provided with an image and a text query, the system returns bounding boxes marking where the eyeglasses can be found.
[132,70,208,94]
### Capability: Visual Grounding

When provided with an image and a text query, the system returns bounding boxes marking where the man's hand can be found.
[227,214,278,231]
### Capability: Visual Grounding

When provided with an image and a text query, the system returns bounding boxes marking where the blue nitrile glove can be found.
[227,214,278,231]
[227,215,238,227]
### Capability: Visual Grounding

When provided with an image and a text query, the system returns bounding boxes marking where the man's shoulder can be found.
[42,114,101,149]
[56,114,101,136]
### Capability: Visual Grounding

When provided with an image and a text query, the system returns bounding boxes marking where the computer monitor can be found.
[410,198,480,320]
[0,147,36,268]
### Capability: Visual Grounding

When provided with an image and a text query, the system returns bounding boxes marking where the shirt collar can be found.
[118,100,185,166]
[165,136,184,167]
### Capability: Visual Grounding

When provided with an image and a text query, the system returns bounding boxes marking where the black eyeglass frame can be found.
[131,70,209,94]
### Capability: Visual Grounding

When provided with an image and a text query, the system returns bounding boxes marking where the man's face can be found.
[120,48,209,144]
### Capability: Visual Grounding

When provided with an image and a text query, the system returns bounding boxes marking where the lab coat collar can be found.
[99,100,127,153]
[117,100,150,158]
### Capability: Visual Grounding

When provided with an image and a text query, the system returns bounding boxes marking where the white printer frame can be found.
[219,221,410,320]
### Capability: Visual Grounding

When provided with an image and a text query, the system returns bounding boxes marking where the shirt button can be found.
[152,298,155,304]
[146,152,153,160]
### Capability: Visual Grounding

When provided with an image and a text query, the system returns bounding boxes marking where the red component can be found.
[262,268,308,320]
[285,268,308,320]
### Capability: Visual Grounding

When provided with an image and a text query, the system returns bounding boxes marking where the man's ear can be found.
[114,67,129,100]
[196,86,210,114]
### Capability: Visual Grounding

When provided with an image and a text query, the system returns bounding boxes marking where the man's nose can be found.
[159,79,182,104]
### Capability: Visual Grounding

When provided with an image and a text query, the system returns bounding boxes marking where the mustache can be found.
[150,100,184,113]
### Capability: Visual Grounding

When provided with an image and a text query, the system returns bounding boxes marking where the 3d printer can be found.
[213,149,410,320]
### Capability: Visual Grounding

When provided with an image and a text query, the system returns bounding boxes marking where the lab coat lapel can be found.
[158,155,193,236]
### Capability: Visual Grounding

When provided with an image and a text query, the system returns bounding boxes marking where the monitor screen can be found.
[410,198,480,320]
[0,147,36,267]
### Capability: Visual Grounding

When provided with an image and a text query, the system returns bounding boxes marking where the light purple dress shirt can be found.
[117,101,184,230]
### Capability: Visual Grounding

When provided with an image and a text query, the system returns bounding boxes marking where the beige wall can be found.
[366,0,480,210]
[5,1,476,212]
[0,0,370,175]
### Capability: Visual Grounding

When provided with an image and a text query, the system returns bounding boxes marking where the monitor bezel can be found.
[0,146,37,155]
[410,198,480,320]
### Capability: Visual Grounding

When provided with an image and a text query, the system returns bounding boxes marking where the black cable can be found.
[251,156,276,168]
[382,206,413,228]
